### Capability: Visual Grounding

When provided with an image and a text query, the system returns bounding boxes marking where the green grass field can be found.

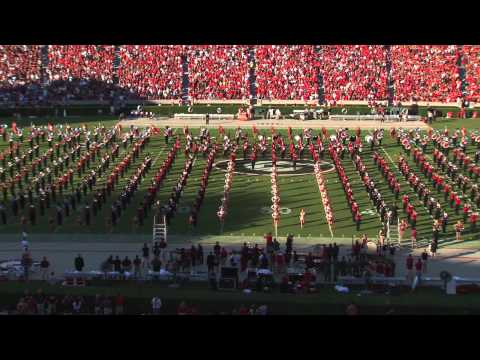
[1,115,480,249]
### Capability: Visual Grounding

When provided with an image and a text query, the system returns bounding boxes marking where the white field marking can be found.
[152,148,165,167]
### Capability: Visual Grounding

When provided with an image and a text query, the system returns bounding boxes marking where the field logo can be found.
[260,206,292,215]
[214,159,334,176]
[361,209,376,216]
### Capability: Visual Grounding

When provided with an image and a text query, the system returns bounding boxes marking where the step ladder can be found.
[388,219,401,248]
[153,215,167,244]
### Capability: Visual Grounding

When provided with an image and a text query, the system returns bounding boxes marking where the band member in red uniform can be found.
[470,212,478,232]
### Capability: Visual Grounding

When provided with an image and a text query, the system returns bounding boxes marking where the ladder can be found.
[388,218,401,248]
[153,215,167,244]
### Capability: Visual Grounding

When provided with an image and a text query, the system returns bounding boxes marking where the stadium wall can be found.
[1,99,477,108]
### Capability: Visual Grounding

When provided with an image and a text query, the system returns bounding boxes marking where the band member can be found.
[250,151,256,171]
[299,208,305,229]
[455,220,464,242]
[292,152,298,171]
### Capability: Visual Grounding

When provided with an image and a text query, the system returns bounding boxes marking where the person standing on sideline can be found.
[21,232,29,251]
[40,256,50,281]
[299,208,305,229]
[74,254,85,272]
[414,258,423,284]
[151,296,162,314]
[430,240,438,258]
[133,255,142,279]
[115,294,125,315]
[141,243,150,269]
[21,250,32,281]
[406,254,414,284]
[421,249,428,274]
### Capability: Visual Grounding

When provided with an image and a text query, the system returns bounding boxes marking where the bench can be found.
[329,115,422,121]
[173,113,235,120]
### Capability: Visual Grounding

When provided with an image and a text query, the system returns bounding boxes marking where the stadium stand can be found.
[255,45,319,101]
[390,45,462,103]
[0,45,42,105]
[186,45,250,100]
[117,45,183,100]
[46,45,118,101]
[463,45,480,103]
[318,45,389,102]
[0,45,478,104]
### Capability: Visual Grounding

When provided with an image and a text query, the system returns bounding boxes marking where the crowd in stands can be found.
[0,45,477,104]
[255,45,319,101]
[462,45,480,103]
[0,45,42,105]
[390,45,462,103]
[319,45,388,102]
[187,45,250,100]
[46,45,119,102]
[118,45,183,100]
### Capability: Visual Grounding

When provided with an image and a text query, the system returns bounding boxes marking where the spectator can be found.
[103,297,113,315]
[21,251,32,281]
[133,255,142,278]
[415,258,423,284]
[406,254,414,284]
[122,256,132,274]
[40,256,50,281]
[421,249,429,274]
[74,254,84,272]
[94,295,103,315]
[141,243,150,268]
[177,301,189,315]
[115,294,125,315]
[346,302,359,315]
[151,256,162,272]
[151,296,162,314]
[72,297,82,314]
[206,252,215,273]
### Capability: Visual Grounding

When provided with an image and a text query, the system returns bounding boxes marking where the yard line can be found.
[152,148,165,167]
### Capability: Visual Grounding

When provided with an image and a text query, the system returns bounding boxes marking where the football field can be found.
[1,116,480,250]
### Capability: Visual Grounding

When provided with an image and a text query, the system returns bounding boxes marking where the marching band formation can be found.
[0,120,480,248]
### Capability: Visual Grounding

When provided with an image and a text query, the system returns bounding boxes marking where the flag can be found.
[252,125,257,135]
[218,125,224,135]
